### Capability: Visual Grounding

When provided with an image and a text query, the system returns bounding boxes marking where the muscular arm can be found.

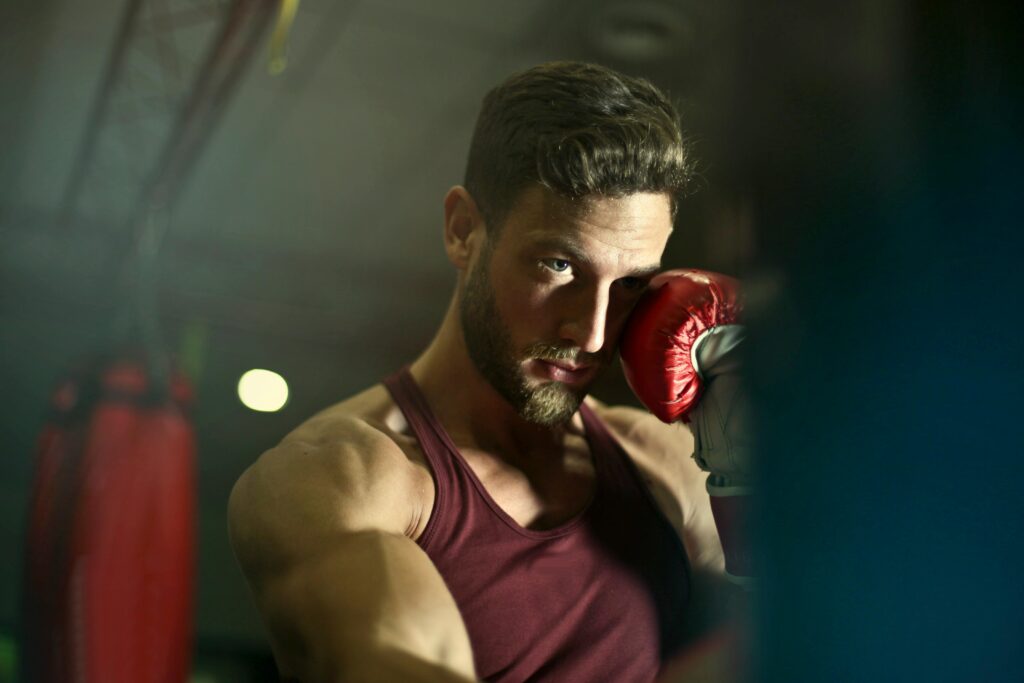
[227,417,476,682]
[593,402,723,572]
[594,403,747,639]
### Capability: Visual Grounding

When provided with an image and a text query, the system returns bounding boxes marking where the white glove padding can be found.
[693,324,746,377]
[688,339,754,486]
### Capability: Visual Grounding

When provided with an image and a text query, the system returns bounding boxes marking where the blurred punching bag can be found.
[21,354,196,682]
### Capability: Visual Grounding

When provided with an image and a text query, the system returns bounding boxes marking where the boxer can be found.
[228,61,750,683]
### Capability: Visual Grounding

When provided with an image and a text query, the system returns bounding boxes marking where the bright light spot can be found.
[238,369,289,412]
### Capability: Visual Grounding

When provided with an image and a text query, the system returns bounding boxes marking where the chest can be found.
[457,435,596,531]
[415,439,692,683]
[390,407,689,545]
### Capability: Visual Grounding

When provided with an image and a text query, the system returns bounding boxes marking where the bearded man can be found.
[228,61,750,683]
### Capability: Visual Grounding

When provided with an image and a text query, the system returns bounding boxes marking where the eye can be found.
[618,276,647,291]
[542,258,572,274]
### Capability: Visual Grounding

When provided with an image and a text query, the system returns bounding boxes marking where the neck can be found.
[408,297,582,459]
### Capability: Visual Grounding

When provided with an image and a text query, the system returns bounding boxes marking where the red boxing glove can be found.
[621,269,755,583]
[620,269,744,425]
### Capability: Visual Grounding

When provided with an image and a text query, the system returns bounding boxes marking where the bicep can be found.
[228,422,415,574]
[227,426,474,681]
[256,531,476,682]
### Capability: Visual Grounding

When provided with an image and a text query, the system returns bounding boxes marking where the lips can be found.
[544,357,585,371]
[532,359,598,385]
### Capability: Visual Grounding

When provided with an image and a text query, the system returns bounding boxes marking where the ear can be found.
[443,186,486,270]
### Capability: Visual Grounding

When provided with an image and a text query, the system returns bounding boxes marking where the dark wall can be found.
[738,2,1024,681]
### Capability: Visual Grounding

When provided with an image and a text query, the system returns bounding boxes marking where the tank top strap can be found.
[578,401,664,515]
[381,367,457,545]
[578,401,629,481]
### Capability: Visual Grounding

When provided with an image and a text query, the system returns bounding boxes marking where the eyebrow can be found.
[629,263,664,279]
[531,235,589,262]
[529,236,662,278]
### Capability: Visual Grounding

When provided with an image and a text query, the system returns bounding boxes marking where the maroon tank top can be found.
[384,368,691,682]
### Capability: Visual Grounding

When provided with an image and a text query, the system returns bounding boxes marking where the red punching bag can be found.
[22,354,197,683]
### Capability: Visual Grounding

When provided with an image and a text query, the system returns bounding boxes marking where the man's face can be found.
[460,187,673,425]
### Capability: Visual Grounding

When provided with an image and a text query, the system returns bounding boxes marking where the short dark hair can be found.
[464,61,692,233]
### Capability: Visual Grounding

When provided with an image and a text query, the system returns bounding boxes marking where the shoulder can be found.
[228,384,430,579]
[585,397,694,465]
[585,397,695,504]
[227,385,476,680]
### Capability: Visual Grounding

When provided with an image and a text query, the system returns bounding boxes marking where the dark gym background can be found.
[1,0,1020,681]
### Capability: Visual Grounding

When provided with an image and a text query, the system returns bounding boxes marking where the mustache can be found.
[524,343,605,365]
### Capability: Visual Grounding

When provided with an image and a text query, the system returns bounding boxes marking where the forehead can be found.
[496,186,674,262]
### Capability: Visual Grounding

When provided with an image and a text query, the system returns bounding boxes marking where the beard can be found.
[459,246,603,426]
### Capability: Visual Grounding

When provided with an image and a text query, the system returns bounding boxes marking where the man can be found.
[228,61,741,682]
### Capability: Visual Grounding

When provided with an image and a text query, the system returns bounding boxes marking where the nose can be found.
[559,285,610,355]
